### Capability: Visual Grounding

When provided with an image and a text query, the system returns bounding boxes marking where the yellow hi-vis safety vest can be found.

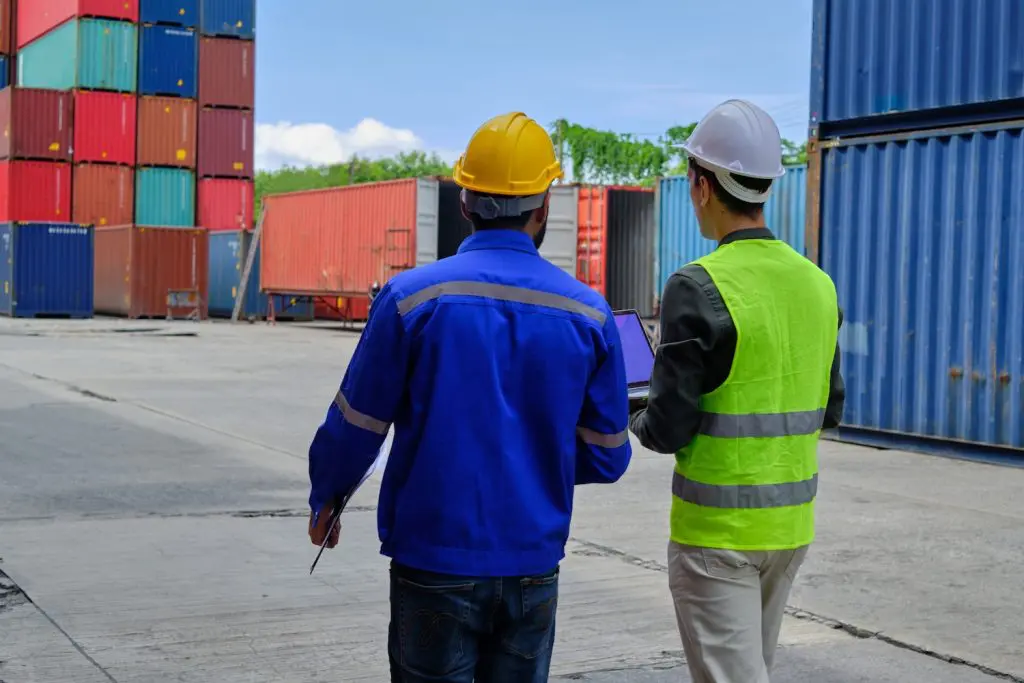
[670,239,838,551]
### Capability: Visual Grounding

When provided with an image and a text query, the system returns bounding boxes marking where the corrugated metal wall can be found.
[818,122,1024,450]
[811,0,1024,126]
[607,189,656,316]
[656,166,807,294]
[0,223,94,318]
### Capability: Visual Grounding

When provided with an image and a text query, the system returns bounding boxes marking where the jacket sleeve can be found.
[308,283,410,512]
[575,311,633,485]
[823,306,846,430]
[629,270,721,454]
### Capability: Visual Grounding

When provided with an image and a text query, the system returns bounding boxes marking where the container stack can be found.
[192,1,275,319]
[808,0,1024,454]
[0,0,257,320]
[0,0,102,318]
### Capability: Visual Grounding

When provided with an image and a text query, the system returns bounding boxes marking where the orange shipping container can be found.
[93,225,208,318]
[136,96,197,168]
[261,178,440,296]
[73,164,134,227]
[575,185,656,316]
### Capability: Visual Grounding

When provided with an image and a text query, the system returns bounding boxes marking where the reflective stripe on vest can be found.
[670,240,838,551]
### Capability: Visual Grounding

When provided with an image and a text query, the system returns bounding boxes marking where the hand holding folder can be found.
[308,460,379,574]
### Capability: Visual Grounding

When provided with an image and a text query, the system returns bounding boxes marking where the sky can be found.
[253,0,815,170]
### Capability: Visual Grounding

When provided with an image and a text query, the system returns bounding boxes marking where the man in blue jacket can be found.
[308,112,633,683]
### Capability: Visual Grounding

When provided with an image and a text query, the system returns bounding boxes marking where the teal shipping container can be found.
[208,230,313,320]
[656,165,807,295]
[17,19,138,92]
[136,168,195,226]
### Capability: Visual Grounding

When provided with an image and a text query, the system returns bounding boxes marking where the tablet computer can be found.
[613,309,656,400]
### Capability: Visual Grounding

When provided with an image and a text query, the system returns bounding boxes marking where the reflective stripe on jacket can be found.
[671,239,838,550]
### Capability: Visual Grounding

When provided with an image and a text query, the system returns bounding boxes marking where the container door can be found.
[576,186,606,296]
[415,177,439,267]
[539,184,578,278]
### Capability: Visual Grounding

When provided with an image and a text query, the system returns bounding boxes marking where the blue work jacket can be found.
[308,229,632,577]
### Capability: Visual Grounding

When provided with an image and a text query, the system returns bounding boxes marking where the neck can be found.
[714,214,764,243]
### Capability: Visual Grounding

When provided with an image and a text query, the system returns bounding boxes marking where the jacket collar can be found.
[458,229,538,255]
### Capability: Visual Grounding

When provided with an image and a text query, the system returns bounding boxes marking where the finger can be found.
[327,522,341,548]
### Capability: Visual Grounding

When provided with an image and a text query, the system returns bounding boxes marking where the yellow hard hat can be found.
[453,112,564,197]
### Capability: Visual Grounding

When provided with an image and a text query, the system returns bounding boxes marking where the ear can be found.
[698,176,711,208]
[460,201,471,222]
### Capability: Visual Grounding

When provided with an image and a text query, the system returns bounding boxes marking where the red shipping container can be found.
[74,91,136,165]
[0,0,12,55]
[17,0,139,49]
[197,108,253,178]
[198,37,254,109]
[73,163,133,226]
[261,178,433,296]
[197,178,252,230]
[136,96,196,168]
[93,225,209,319]
[0,88,73,161]
[0,160,71,221]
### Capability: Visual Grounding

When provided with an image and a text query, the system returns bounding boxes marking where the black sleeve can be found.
[823,307,846,430]
[628,267,724,454]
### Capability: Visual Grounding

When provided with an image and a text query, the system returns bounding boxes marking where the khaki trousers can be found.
[667,541,809,683]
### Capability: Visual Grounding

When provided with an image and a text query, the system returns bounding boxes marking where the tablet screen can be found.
[614,311,656,387]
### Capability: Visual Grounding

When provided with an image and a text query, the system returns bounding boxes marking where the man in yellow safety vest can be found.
[629,99,845,683]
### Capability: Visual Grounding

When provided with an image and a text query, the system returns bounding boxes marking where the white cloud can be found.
[254,118,425,170]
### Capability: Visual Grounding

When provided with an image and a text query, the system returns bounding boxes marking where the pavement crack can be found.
[0,569,120,682]
[568,536,1023,682]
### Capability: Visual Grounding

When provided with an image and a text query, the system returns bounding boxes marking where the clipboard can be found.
[309,453,383,575]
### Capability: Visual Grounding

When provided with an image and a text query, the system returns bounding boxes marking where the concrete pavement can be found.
[0,318,1020,682]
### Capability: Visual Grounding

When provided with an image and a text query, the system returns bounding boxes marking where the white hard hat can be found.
[680,99,785,202]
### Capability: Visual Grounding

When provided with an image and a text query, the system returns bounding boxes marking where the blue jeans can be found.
[388,561,559,682]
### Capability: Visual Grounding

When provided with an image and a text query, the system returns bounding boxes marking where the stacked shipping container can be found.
[194,1,264,319]
[808,0,1024,454]
[0,0,256,319]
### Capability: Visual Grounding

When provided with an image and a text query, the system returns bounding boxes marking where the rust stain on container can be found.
[73,163,133,227]
[136,95,196,168]
[261,179,419,296]
[804,136,822,264]
[93,224,209,318]
[198,37,254,109]
[0,88,73,161]
[197,107,253,179]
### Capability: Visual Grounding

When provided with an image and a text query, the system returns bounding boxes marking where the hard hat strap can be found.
[461,189,546,220]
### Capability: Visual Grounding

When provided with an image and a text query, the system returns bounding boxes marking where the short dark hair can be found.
[689,160,771,220]
[466,193,538,231]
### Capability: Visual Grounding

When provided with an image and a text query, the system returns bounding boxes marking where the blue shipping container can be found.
[136,168,196,227]
[140,0,200,27]
[0,57,9,90]
[810,0,1024,127]
[0,223,94,318]
[816,122,1024,452]
[656,166,807,295]
[138,25,198,97]
[208,230,313,319]
[17,19,138,92]
[199,0,255,39]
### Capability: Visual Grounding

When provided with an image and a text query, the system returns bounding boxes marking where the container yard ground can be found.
[0,318,1021,682]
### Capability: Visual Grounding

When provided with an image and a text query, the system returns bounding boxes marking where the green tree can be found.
[254,150,453,218]
[550,120,808,184]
